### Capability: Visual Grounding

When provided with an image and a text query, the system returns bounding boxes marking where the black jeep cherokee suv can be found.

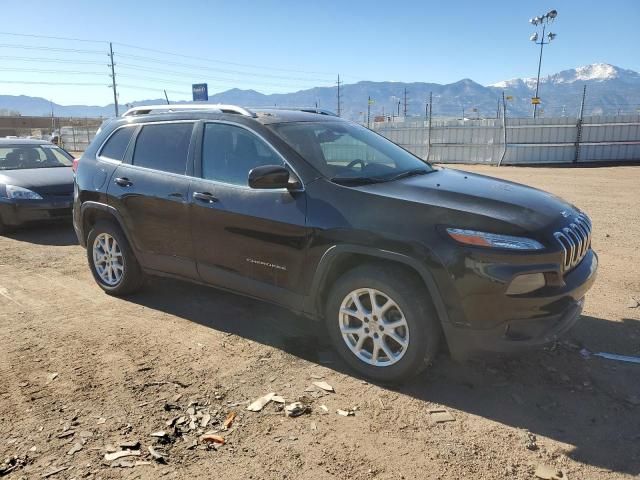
[73,105,597,382]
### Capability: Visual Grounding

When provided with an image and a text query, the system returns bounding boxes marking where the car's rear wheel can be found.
[86,220,144,295]
[325,264,440,383]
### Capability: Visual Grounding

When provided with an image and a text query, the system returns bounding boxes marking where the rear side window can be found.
[99,127,134,161]
[132,123,194,174]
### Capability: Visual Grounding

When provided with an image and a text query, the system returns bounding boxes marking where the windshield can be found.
[0,144,73,171]
[269,121,433,184]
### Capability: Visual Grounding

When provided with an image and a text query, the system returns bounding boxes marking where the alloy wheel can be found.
[338,288,410,367]
[92,233,124,286]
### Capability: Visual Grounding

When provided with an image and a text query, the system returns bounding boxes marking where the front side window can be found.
[202,123,283,186]
[99,126,135,161]
[132,123,194,174]
[0,145,72,170]
[269,121,433,184]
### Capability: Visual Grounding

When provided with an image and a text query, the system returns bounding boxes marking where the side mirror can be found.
[248,165,300,190]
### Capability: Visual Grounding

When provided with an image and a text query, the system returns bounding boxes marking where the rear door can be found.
[107,121,197,278]
[190,121,309,310]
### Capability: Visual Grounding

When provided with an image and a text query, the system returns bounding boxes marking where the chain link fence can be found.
[0,116,103,152]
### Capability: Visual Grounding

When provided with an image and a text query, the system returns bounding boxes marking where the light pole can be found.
[529,9,557,118]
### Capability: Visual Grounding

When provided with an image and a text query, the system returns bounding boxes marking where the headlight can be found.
[3,185,43,200]
[446,228,544,250]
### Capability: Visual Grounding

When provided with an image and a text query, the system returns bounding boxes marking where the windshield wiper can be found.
[384,168,431,182]
[330,176,387,186]
[331,168,431,186]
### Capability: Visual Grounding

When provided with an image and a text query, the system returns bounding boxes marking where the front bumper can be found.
[441,249,598,357]
[0,199,72,227]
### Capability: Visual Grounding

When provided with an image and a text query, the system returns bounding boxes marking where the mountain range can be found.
[1,63,638,120]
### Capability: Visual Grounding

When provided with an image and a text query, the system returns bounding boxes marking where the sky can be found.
[0,0,638,105]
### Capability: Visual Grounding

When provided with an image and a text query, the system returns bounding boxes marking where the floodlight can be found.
[530,33,538,42]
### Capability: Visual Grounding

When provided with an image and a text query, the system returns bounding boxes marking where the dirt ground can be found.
[1,165,639,479]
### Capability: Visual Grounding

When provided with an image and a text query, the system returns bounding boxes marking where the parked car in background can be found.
[0,138,75,232]
[73,104,598,382]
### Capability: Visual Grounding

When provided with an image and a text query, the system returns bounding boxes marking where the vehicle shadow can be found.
[3,222,78,246]
[128,276,640,475]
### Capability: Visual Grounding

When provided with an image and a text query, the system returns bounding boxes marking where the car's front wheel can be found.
[86,220,144,296]
[325,264,441,383]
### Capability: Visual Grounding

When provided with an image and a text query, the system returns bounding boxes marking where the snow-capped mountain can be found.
[490,63,639,88]
[487,63,640,116]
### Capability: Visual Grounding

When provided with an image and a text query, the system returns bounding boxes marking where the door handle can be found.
[115,177,133,187]
[193,191,218,203]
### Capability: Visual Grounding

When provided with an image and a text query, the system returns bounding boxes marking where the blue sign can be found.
[192,83,208,102]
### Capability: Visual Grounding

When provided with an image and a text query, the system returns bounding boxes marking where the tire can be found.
[86,220,144,296]
[325,264,441,383]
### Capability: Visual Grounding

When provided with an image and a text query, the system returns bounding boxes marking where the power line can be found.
[114,52,332,83]
[0,43,106,55]
[0,30,356,85]
[117,73,316,91]
[113,41,336,77]
[0,55,106,65]
[118,84,191,96]
[0,31,107,44]
[0,67,107,76]
[0,80,106,86]
[116,64,333,89]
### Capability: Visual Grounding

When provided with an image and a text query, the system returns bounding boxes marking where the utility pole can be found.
[403,87,408,117]
[50,100,54,133]
[397,100,401,118]
[427,91,433,161]
[336,74,342,117]
[498,91,508,166]
[574,84,587,164]
[108,42,119,117]
[367,96,372,128]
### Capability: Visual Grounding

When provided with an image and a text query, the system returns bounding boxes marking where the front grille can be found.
[554,213,592,272]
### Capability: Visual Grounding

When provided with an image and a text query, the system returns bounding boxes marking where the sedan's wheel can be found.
[326,264,441,383]
[86,220,144,296]
[339,288,409,367]
[92,233,124,286]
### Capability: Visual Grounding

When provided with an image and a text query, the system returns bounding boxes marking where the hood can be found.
[0,167,74,196]
[355,168,578,232]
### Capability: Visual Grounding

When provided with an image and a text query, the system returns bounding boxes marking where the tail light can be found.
[72,157,80,173]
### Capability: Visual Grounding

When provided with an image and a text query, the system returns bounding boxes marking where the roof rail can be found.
[121,104,256,118]
[253,106,338,117]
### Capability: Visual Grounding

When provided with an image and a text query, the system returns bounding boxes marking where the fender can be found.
[303,244,450,327]
[79,201,136,251]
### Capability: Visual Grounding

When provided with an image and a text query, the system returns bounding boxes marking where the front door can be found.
[190,122,308,309]
[107,121,197,278]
